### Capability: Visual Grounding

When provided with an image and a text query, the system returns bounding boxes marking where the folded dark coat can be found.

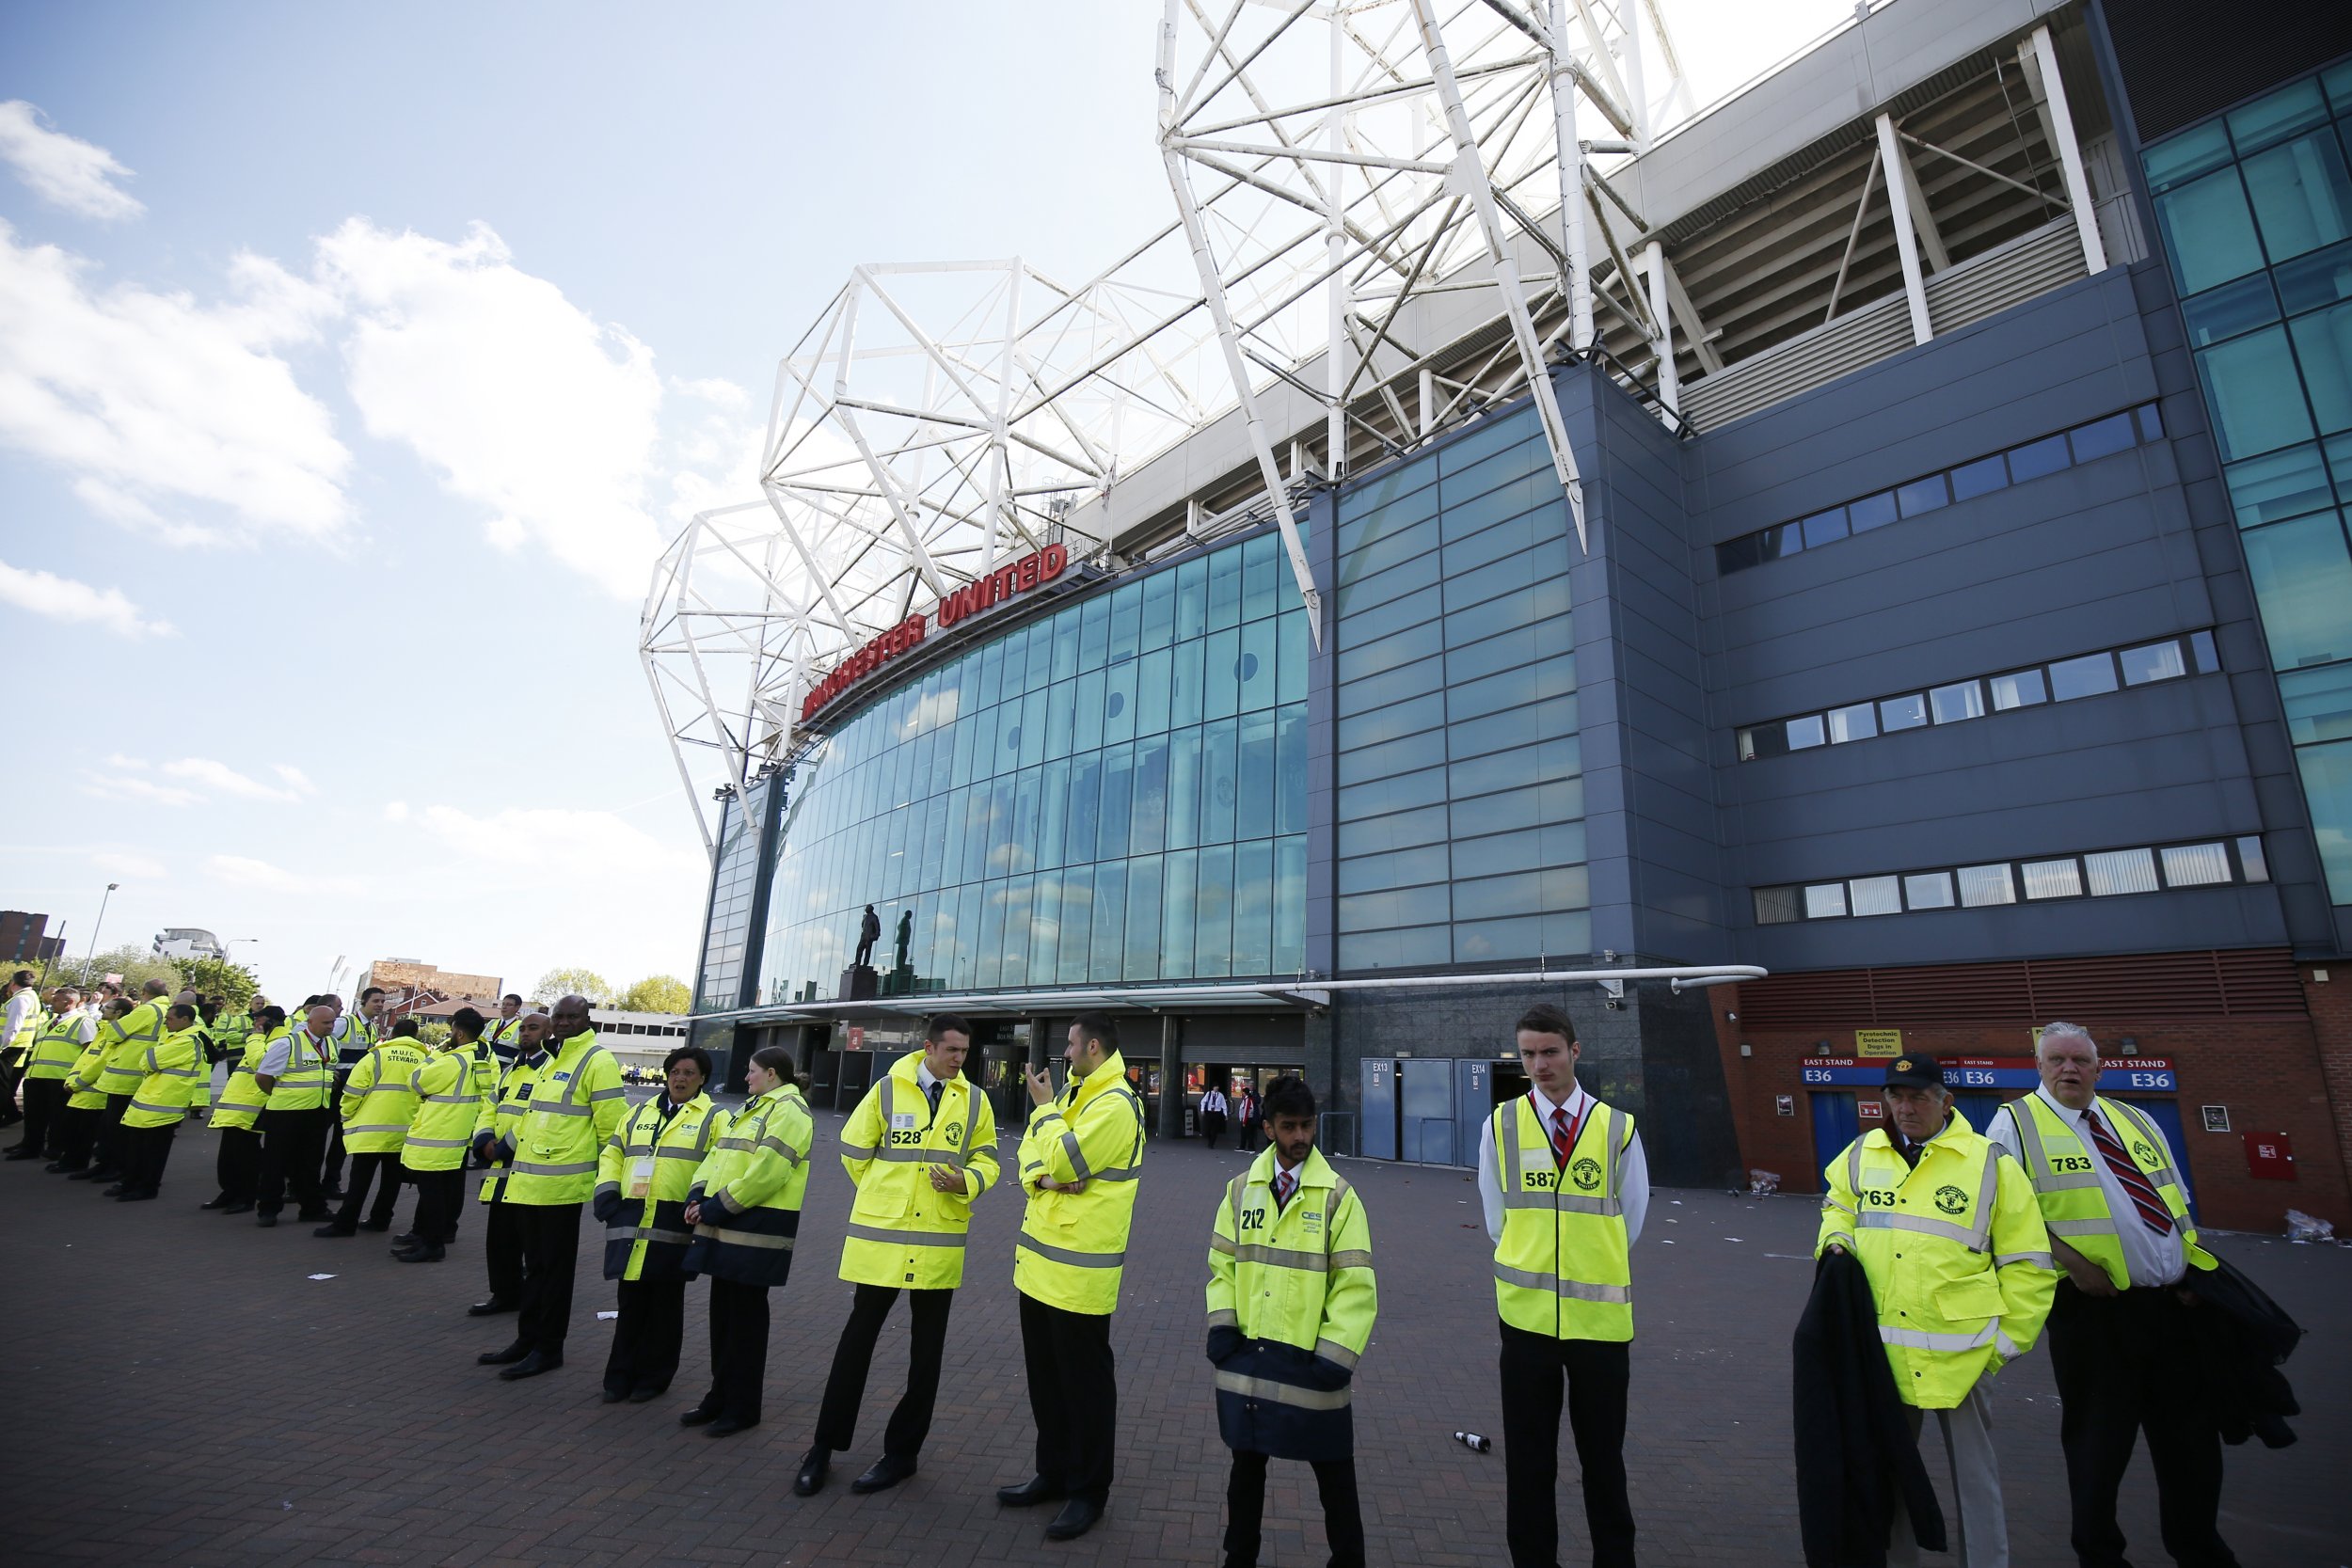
[1792,1248,1946,1567]
[1215,1338,1355,1465]
[2185,1253,2301,1449]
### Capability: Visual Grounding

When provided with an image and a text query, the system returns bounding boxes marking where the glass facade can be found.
[2146,57,2352,901]
[1332,403,1590,969]
[755,530,1310,1004]
[695,779,771,1013]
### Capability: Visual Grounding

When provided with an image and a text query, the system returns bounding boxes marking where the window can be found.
[2021,859,2084,899]
[1786,713,1827,751]
[1930,680,1985,723]
[1825,702,1877,743]
[1804,883,1849,919]
[1949,454,2008,501]
[2006,433,2071,482]
[2068,411,2138,463]
[1751,835,2260,926]
[1958,864,2015,907]
[2084,847,2160,895]
[1849,876,1902,916]
[1754,886,1802,925]
[1989,668,2047,709]
[2119,640,2189,686]
[1895,475,1948,517]
[2048,653,2120,701]
[1903,871,1956,910]
[2160,843,2233,886]
[1880,694,1929,732]
[1801,507,1848,548]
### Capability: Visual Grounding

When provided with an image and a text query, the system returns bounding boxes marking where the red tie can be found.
[2086,1109,2172,1236]
[1273,1169,1295,1211]
[1549,1104,1580,1166]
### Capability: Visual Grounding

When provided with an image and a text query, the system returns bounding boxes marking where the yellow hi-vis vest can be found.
[5,998,38,1062]
[839,1054,1001,1291]
[1209,1144,1376,1363]
[26,1009,96,1081]
[97,998,165,1096]
[340,1039,429,1152]
[262,1029,335,1112]
[596,1091,728,1281]
[67,1033,111,1110]
[1817,1117,2058,1409]
[475,1050,549,1202]
[1014,1052,1146,1315]
[686,1084,813,1286]
[122,1026,205,1128]
[500,1030,628,1205]
[1491,1094,1637,1342]
[211,1028,278,1132]
[404,1044,488,1173]
[1999,1093,2216,1288]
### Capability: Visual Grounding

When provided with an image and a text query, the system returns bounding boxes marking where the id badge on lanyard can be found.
[628,1155,655,1199]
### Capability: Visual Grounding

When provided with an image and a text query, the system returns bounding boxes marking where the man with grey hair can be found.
[1986,1023,2232,1568]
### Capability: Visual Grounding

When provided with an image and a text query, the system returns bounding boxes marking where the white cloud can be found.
[160,756,309,802]
[206,853,357,895]
[316,218,669,597]
[0,558,173,639]
[670,374,749,410]
[0,221,352,545]
[382,800,409,822]
[409,801,702,877]
[272,764,318,796]
[0,101,142,221]
[94,850,166,879]
[81,772,199,808]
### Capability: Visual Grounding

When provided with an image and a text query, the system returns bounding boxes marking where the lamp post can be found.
[79,882,120,986]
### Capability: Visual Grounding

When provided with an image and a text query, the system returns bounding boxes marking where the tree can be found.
[617,974,691,1015]
[531,967,614,1006]
[49,943,178,993]
[171,955,261,1009]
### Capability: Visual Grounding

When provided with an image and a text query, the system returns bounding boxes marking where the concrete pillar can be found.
[1158,1014,1184,1141]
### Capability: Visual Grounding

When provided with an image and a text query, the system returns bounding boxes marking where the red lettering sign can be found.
[800,543,1073,725]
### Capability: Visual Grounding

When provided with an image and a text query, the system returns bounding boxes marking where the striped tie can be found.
[1549,1105,1578,1166]
[2086,1109,2172,1236]
[1273,1168,1295,1211]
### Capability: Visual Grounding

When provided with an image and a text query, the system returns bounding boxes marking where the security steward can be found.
[12,988,93,1163]
[1819,1053,2056,1568]
[1207,1075,1375,1568]
[593,1043,726,1402]
[474,994,627,1380]
[1480,1004,1649,1568]
[469,1010,553,1316]
[115,1003,205,1200]
[1987,1022,2236,1568]
[80,977,169,1184]
[54,1000,125,1175]
[205,1006,283,1212]
[679,1044,815,1437]
[997,1010,1146,1543]
[801,1013,1001,1497]
[252,1004,339,1227]
[318,1018,428,1236]
[393,1006,496,1260]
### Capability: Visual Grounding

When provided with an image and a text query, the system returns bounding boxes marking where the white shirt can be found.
[1988,1087,2186,1288]
[1478,1080,1648,1245]
[3,988,37,1044]
[259,1029,333,1078]
[1200,1088,1229,1115]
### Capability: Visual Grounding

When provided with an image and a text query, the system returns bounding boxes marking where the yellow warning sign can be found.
[1855,1029,1903,1058]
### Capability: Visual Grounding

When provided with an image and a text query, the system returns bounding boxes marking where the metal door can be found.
[1358,1058,1397,1161]
[1454,1058,1497,1169]
[1952,1092,2006,1139]
[1809,1091,1859,1180]
[1400,1058,1455,1164]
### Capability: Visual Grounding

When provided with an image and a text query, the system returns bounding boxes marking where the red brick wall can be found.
[1707,976,2352,1235]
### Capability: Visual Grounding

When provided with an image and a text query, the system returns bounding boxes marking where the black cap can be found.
[1883,1053,1945,1089]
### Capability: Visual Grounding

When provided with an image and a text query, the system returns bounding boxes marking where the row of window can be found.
[1753,836,2270,926]
[1737,630,2221,761]
[1715,404,2167,576]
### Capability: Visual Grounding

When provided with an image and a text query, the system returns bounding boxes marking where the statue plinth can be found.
[838,964,878,1002]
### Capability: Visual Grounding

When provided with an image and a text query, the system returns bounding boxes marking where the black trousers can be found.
[1202,1110,1227,1148]
[702,1275,771,1421]
[321,1082,348,1186]
[512,1201,582,1355]
[54,1103,99,1169]
[15,1076,68,1156]
[407,1168,463,1243]
[605,1276,689,1396]
[332,1151,403,1229]
[1019,1291,1117,1503]
[815,1282,955,1458]
[90,1093,132,1174]
[1224,1449,1365,1568]
[121,1121,177,1196]
[215,1126,261,1202]
[256,1107,332,1217]
[0,1055,22,1124]
[485,1195,526,1301]
[1499,1323,1634,1568]
[2048,1283,2237,1568]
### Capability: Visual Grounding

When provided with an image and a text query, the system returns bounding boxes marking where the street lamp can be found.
[79,882,119,985]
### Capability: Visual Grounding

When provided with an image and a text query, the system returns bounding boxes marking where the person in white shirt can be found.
[1199,1083,1230,1148]
[485,993,527,1062]
[0,968,39,1130]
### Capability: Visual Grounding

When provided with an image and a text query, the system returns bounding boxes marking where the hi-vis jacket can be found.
[685,1084,813,1288]
[595,1092,727,1282]
[211,1026,280,1132]
[66,1032,110,1111]
[25,1008,96,1082]
[96,996,166,1097]
[1490,1094,1639,1342]
[838,1053,1001,1291]
[1817,1113,2058,1409]
[1994,1093,2217,1289]
[495,1029,627,1206]
[121,1025,206,1128]
[402,1044,486,1173]
[339,1037,430,1152]
[474,1050,549,1203]
[262,1028,336,1112]
[1015,1052,1147,1315]
[1207,1146,1376,1464]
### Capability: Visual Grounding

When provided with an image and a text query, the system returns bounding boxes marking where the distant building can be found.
[0,911,64,968]
[151,927,226,962]
[590,1006,693,1076]
[363,958,507,1027]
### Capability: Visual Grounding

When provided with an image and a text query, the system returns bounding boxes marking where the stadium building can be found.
[651,0,2352,1229]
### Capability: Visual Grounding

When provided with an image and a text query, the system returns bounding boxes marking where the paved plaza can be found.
[6,1112,2345,1567]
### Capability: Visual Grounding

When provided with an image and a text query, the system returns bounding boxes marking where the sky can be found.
[0,0,1851,1005]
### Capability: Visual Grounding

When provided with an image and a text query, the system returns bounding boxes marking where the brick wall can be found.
[1706,975,2352,1234]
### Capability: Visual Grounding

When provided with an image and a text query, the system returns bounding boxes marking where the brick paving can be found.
[5,1111,2346,1567]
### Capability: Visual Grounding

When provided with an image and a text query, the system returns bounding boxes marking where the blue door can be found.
[1951,1092,2006,1138]
[1454,1059,1498,1169]
[1359,1058,1397,1161]
[1809,1091,1860,1180]
[1400,1058,1455,1164]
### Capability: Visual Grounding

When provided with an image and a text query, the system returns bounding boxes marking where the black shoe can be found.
[852,1454,916,1494]
[628,1387,662,1403]
[84,1167,121,1182]
[358,1218,391,1233]
[1045,1497,1105,1541]
[497,1351,562,1381]
[117,1190,158,1201]
[478,1342,531,1366]
[320,1186,344,1200]
[390,1231,421,1247]
[255,1213,279,1227]
[295,1208,331,1223]
[312,1223,357,1238]
[43,1161,79,1173]
[704,1415,757,1437]
[601,1387,629,1404]
[678,1406,719,1428]
[65,1169,101,1181]
[393,1244,445,1262]
[100,1183,127,1196]
[794,1448,829,1497]
[467,1297,519,1317]
[199,1194,232,1210]
[997,1476,1068,1508]
[4,1148,40,1161]
[221,1201,254,1214]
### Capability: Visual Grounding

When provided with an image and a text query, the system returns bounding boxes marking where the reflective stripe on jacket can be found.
[1491,1095,1636,1342]
[122,1026,205,1127]
[1997,1093,2215,1287]
[595,1092,727,1281]
[499,1031,628,1206]
[210,1028,278,1132]
[262,1030,335,1112]
[1013,1052,1146,1315]
[1816,1116,2058,1409]
[403,1045,485,1172]
[838,1054,1000,1291]
[685,1084,813,1288]
[1207,1145,1377,1464]
[340,1040,429,1151]
[25,1010,97,1081]
[97,999,165,1095]
[474,1051,548,1202]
